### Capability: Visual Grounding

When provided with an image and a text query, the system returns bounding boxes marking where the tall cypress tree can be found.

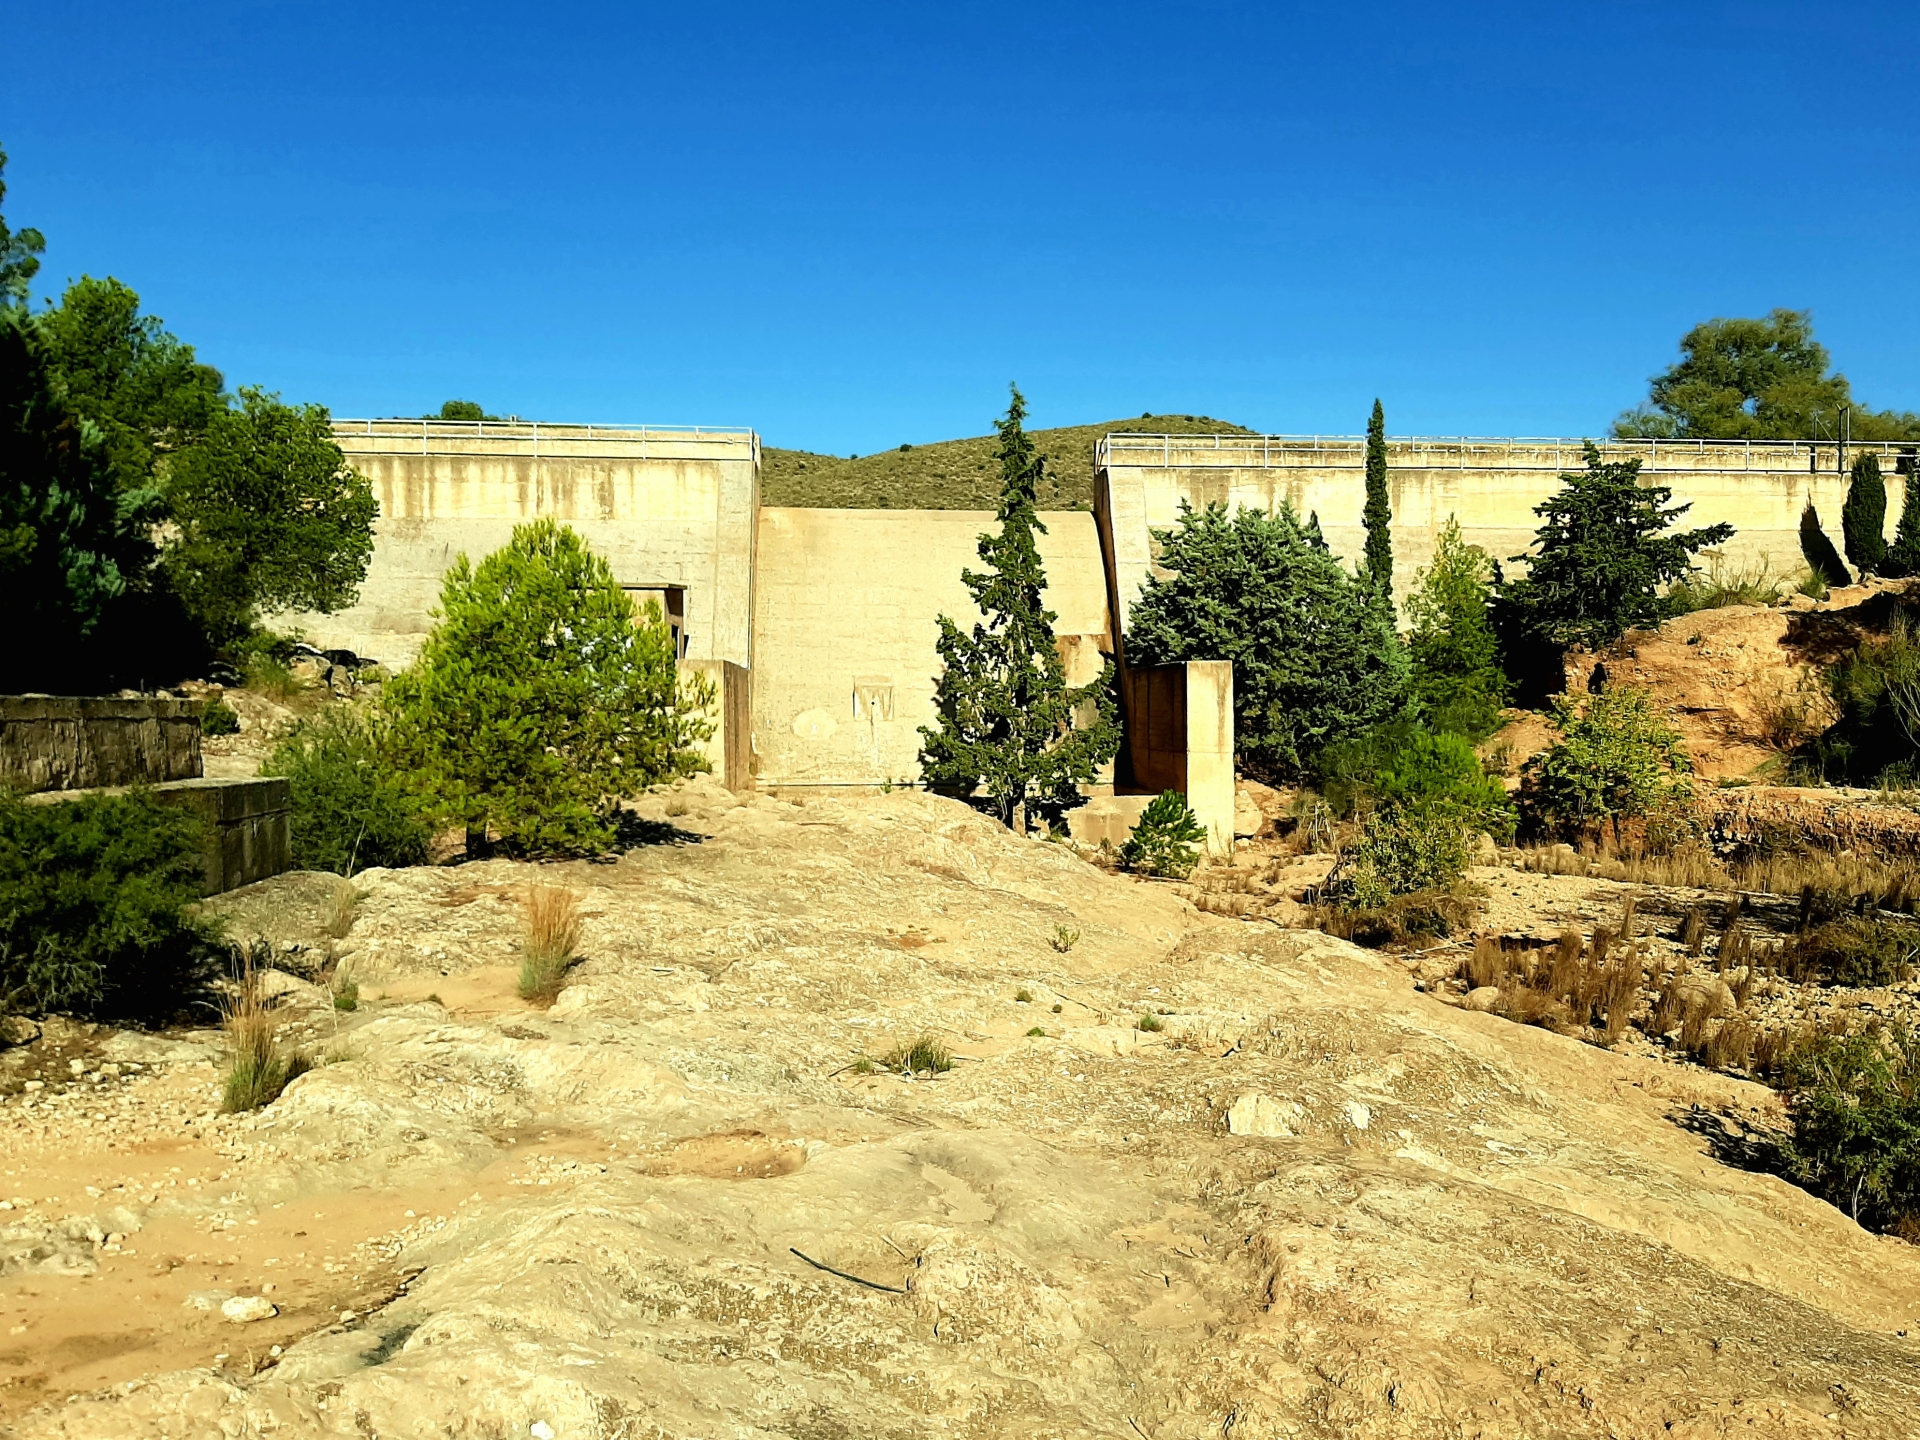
[1841,453,1889,576]
[1885,465,1920,578]
[1362,399,1392,599]
[919,386,1120,830]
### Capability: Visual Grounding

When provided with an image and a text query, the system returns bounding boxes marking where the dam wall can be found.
[1097,434,1915,623]
[296,422,1916,791]
[292,420,760,671]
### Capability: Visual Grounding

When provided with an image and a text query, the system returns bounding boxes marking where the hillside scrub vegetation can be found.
[919,387,1120,830]
[1125,500,1406,779]
[383,519,716,856]
[1518,684,1693,841]
[762,412,1255,510]
[1803,608,1920,786]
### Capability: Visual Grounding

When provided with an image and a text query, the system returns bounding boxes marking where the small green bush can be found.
[382,519,716,855]
[0,789,218,1020]
[1333,806,1472,910]
[1807,611,1920,784]
[1405,517,1509,739]
[1783,917,1920,988]
[200,696,242,737]
[1780,1025,1920,1231]
[1518,685,1692,840]
[1136,1012,1163,1032]
[1119,790,1206,878]
[1316,722,1513,839]
[882,1035,952,1075]
[262,708,430,874]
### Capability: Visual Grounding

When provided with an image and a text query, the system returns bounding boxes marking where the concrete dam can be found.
[302,418,1914,795]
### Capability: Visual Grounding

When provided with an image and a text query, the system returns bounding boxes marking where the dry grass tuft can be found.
[881,1035,952,1075]
[221,945,313,1113]
[323,875,361,940]
[519,885,584,1006]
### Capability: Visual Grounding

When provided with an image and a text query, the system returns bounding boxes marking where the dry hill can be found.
[762,413,1257,509]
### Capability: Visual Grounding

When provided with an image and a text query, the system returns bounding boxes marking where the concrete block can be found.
[34,778,292,896]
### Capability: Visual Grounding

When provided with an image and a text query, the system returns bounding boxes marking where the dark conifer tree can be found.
[1362,399,1392,599]
[1884,463,1920,578]
[919,387,1120,830]
[1841,453,1888,576]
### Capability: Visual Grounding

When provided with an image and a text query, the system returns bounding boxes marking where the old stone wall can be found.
[0,697,202,793]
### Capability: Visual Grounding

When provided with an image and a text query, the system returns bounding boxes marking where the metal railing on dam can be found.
[332,418,760,466]
[1096,433,1917,478]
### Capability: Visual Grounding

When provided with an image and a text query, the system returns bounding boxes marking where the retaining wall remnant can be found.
[0,696,202,793]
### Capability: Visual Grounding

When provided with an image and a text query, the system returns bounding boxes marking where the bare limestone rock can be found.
[17,788,1920,1438]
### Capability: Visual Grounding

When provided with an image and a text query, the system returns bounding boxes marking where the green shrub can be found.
[1125,500,1407,777]
[1119,790,1207,878]
[1783,917,1920,988]
[200,695,241,736]
[1405,517,1508,739]
[1333,806,1472,909]
[262,708,430,875]
[1663,557,1782,614]
[382,519,715,855]
[881,1035,952,1076]
[0,789,218,1019]
[1806,611,1920,784]
[1518,685,1692,840]
[1316,722,1514,839]
[1780,1025,1920,1231]
[1491,443,1733,681]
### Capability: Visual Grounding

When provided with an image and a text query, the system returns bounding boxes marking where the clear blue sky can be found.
[4,1,1916,453]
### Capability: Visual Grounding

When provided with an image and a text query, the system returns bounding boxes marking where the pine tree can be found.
[919,386,1120,830]
[382,519,714,855]
[1800,500,1851,589]
[1841,453,1888,576]
[1885,465,1920,578]
[1492,443,1733,664]
[1362,398,1392,599]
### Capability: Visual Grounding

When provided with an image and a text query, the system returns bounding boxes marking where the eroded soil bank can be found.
[5,781,1918,1438]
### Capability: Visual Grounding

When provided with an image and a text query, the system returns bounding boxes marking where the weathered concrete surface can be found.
[1122,661,1235,854]
[0,696,201,792]
[678,658,752,792]
[1098,433,1913,624]
[749,507,1110,789]
[14,784,1920,1438]
[150,777,293,894]
[291,422,760,672]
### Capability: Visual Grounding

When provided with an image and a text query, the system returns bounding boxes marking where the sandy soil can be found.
[2,779,1917,1438]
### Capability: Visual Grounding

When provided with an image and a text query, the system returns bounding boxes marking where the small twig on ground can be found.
[789,1248,907,1294]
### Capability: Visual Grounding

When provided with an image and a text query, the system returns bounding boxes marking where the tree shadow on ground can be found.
[610,812,704,851]
[1667,1100,1789,1178]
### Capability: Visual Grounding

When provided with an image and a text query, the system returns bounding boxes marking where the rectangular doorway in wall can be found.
[623,585,689,659]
